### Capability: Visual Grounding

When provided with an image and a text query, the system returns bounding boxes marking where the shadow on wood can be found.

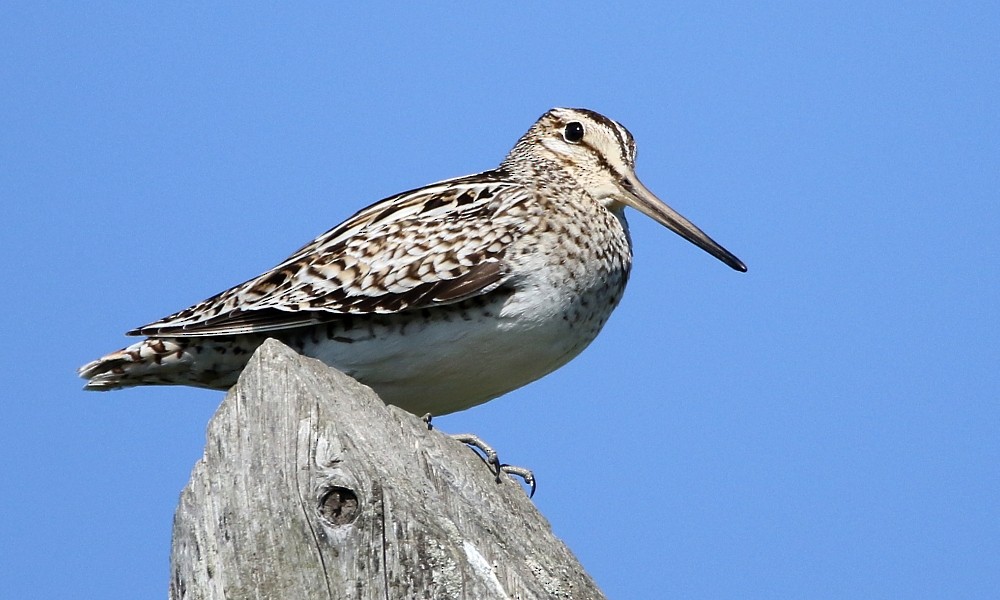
[170,339,606,599]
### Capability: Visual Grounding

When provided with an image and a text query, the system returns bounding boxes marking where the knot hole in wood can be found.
[318,486,359,526]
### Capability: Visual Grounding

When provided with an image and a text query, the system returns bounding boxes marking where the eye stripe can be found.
[578,138,626,181]
[609,123,629,164]
[612,121,636,164]
[562,108,635,166]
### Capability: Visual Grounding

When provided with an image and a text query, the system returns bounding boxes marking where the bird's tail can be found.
[78,337,248,391]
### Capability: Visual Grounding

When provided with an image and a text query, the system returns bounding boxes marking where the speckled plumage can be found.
[79,108,745,415]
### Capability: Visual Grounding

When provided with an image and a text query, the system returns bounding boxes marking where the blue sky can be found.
[2,3,997,598]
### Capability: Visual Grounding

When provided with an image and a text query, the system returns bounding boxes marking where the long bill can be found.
[619,173,747,272]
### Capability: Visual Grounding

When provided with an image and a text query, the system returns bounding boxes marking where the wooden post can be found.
[170,339,606,599]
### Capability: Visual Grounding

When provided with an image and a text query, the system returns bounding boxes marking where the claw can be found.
[500,464,536,497]
[449,433,536,496]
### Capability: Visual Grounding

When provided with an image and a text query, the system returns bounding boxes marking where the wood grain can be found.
[170,338,605,599]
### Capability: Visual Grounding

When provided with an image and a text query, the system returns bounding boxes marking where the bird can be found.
[79,107,746,418]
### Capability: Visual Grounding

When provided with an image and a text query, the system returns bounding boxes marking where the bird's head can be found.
[504,107,746,272]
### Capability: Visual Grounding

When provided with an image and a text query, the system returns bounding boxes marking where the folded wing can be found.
[131,173,531,337]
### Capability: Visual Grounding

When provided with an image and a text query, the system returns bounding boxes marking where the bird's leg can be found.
[450,432,536,498]
[422,413,536,496]
[450,433,501,477]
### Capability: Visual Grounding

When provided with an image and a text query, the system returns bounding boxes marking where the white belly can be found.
[299,282,620,415]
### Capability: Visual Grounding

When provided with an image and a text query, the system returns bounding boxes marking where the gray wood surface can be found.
[170,339,606,599]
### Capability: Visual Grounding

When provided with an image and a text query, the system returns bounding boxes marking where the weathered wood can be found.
[170,339,606,599]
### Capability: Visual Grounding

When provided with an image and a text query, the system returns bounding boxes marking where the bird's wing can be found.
[130,172,533,337]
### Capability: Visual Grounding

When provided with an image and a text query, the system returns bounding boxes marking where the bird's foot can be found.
[450,432,536,498]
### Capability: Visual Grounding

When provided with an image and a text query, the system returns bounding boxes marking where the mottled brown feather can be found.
[129,173,526,337]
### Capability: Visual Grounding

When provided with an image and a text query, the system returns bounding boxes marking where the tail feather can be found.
[78,337,250,391]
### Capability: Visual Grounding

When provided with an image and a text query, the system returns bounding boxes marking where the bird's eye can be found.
[563,122,585,143]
